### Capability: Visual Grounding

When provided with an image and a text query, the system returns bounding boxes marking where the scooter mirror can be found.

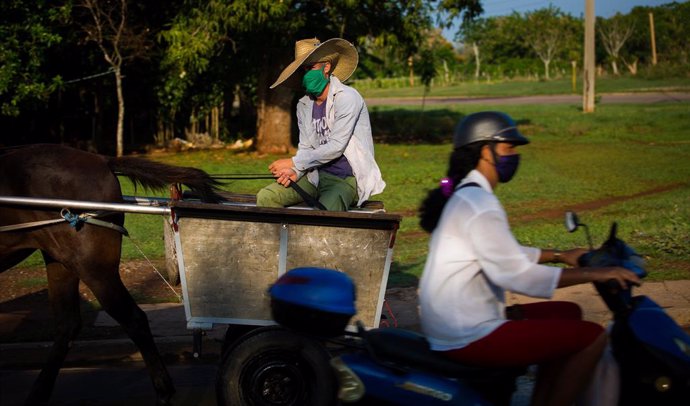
[565,211,580,233]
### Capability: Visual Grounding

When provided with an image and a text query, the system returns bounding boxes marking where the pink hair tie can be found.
[440,177,453,197]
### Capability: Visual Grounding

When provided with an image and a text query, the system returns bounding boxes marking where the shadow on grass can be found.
[370,108,534,144]
[370,108,464,144]
[388,260,422,288]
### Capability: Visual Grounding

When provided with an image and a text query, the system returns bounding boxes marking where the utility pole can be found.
[583,0,596,113]
[649,12,658,65]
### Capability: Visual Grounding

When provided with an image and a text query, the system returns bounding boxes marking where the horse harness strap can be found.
[63,210,130,236]
[0,218,66,232]
[0,209,129,236]
[289,181,328,211]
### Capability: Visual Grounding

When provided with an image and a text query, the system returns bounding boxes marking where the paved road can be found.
[365,91,690,106]
[0,363,534,406]
[1,362,219,406]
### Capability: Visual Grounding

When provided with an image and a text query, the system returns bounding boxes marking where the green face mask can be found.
[302,65,330,97]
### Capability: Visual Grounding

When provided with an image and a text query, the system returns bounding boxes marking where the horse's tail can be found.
[107,156,224,203]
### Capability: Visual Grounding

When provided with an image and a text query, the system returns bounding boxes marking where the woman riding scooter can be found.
[418,111,641,406]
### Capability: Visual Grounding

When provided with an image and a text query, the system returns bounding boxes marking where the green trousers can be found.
[256,172,358,211]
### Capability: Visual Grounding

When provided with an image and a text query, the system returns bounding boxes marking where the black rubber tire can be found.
[216,327,337,406]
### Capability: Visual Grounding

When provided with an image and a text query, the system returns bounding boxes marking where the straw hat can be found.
[270,38,359,89]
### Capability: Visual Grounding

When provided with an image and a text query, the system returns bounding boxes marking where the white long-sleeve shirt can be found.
[419,170,562,351]
[292,76,385,207]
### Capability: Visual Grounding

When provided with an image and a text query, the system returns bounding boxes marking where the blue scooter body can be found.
[336,352,490,406]
[628,295,690,366]
[579,222,690,404]
[610,295,690,404]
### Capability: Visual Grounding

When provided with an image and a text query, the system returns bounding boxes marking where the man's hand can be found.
[269,158,294,175]
[275,169,297,187]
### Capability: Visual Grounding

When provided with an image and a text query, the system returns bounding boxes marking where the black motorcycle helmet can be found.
[453,111,529,149]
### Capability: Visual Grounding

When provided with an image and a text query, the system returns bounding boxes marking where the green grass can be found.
[18,277,49,289]
[377,102,690,285]
[12,102,690,287]
[355,76,690,99]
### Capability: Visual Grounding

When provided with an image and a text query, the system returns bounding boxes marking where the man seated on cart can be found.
[256,37,386,211]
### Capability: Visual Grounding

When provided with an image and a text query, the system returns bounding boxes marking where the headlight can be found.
[330,357,365,402]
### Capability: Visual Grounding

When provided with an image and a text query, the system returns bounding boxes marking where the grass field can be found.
[355,75,690,99]
[14,101,690,288]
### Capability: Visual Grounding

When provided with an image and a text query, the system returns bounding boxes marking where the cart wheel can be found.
[216,327,336,406]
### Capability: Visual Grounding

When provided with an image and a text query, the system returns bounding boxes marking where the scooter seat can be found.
[363,328,523,381]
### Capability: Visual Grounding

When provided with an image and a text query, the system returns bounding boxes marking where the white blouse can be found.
[418,170,562,351]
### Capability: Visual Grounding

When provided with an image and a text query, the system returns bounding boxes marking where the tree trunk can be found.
[611,60,619,75]
[472,42,481,80]
[212,106,220,140]
[544,59,551,80]
[114,67,125,157]
[255,60,294,154]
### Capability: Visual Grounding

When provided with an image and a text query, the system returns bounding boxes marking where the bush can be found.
[637,62,690,80]
[369,107,462,144]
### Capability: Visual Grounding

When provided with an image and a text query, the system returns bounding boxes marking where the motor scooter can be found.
[220,213,690,406]
[565,211,690,405]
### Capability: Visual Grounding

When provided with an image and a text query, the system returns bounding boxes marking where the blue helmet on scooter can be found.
[453,111,529,149]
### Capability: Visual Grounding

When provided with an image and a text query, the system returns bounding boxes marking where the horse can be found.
[0,144,223,405]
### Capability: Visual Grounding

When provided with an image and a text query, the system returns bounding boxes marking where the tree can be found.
[657,2,690,65]
[598,14,634,75]
[626,2,690,68]
[523,6,566,80]
[458,18,493,79]
[159,0,483,154]
[458,14,541,80]
[417,48,437,108]
[156,1,235,145]
[76,0,150,156]
[0,1,68,117]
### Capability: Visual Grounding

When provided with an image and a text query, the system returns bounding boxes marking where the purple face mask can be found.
[495,154,520,183]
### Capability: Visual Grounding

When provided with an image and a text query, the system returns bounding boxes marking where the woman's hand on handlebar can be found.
[559,248,588,266]
[589,267,641,289]
[558,266,641,289]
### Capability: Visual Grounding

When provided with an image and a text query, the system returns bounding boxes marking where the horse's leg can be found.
[79,261,175,405]
[25,255,82,405]
[0,248,36,273]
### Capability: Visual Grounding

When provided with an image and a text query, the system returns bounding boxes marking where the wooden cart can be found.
[165,195,401,332]
[0,194,400,333]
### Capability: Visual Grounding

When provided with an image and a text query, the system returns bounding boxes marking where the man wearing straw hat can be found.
[256,38,386,211]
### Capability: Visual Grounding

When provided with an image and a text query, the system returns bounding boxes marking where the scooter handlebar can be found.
[577,228,647,278]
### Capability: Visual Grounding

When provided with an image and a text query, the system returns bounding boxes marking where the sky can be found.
[442,0,678,41]
[479,0,673,18]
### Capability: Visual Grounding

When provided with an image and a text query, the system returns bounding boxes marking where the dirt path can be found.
[512,182,688,224]
[393,181,688,222]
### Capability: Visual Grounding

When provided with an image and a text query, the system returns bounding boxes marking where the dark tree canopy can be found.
[1,1,687,153]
